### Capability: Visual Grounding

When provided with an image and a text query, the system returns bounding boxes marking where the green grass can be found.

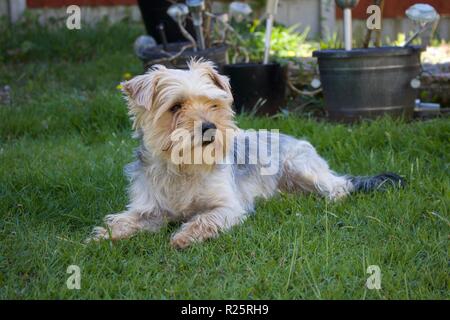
[0,19,449,299]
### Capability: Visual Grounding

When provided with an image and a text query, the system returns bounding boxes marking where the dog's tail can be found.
[349,172,406,193]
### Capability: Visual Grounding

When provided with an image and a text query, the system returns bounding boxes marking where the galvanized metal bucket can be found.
[313,46,425,122]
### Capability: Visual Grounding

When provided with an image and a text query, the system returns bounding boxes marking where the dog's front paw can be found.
[170,232,194,249]
[171,218,220,249]
[85,226,110,243]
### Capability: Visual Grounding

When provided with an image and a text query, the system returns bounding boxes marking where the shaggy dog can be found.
[88,59,404,249]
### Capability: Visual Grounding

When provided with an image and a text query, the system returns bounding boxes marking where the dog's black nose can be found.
[201,122,217,136]
[201,122,217,144]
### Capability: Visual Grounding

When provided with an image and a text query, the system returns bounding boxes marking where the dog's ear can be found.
[208,67,232,98]
[121,65,166,110]
[208,67,232,96]
[189,59,232,97]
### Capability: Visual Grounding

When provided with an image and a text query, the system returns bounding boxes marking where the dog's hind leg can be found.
[280,141,353,201]
[281,141,405,200]
[87,210,166,242]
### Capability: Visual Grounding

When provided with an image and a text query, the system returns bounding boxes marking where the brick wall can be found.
[27,0,137,8]
[337,0,450,19]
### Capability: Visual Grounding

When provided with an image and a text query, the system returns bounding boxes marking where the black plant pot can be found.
[221,63,287,115]
[140,42,228,70]
[137,0,194,44]
[313,46,424,122]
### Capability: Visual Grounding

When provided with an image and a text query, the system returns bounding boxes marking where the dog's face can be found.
[122,60,237,167]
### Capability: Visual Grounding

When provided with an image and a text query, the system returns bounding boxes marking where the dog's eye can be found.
[170,104,182,113]
[211,105,218,109]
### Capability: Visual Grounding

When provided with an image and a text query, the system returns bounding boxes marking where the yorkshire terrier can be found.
[88,59,404,249]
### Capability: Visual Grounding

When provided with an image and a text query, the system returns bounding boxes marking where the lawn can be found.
[0,19,449,299]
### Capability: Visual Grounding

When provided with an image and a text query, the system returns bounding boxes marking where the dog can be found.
[87,59,404,249]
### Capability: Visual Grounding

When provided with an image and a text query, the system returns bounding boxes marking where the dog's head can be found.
[122,59,237,168]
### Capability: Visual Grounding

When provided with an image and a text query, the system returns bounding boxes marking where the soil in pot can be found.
[313,46,424,122]
[221,63,287,115]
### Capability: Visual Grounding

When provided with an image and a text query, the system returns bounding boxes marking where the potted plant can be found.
[221,0,287,115]
[312,1,439,122]
[135,0,228,69]
[135,0,288,115]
